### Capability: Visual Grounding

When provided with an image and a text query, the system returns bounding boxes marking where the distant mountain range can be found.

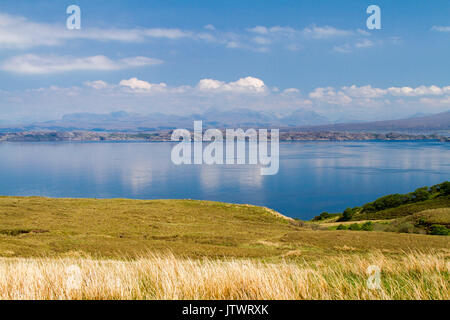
[295,111,450,133]
[0,108,330,132]
[0,109,448,133]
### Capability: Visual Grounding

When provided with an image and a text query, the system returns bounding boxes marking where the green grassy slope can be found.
[352,196,450,220]
[312,182,450,223]
[0,197,448,260]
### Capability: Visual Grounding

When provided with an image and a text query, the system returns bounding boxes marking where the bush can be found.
[336,224,348,230]
[429,224,449,236]
[431,181,450,196]
[312,212,331,221]
[339,208,355,221]
[348,223,361,231]
[362,194,410,213]
[361,222,374,231]
[397,222,415,234]
[409,187,430,202]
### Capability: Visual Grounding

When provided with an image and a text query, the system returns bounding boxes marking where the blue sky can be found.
[0,0,449,122]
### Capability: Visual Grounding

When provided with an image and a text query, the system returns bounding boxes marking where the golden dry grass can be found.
[0,251,448,300]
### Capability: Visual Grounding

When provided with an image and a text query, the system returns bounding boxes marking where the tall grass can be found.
[0,251,448,300]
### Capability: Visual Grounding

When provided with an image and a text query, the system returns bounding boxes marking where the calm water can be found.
[0,141,449,219]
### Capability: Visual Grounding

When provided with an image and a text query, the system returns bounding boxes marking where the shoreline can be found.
[0,130,448,142]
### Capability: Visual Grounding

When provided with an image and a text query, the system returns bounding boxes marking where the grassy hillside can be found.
[0,196,448,300]
[312,182,450,237]
[0,196,449,260]
[1,251,447,300]
[313,181,450,226]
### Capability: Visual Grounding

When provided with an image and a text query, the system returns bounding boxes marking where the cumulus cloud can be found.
[0,54,162,74]
[1,78,449,123]
[309,87,352,105]
[197,77,267,94]
[310,85,450,103]
[341,85,386,98]
[387,85,450,97]
[204,24,216,31]
[119,78,167,92]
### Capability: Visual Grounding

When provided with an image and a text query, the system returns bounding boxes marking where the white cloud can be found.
[357,29,371,36]
[342,85,386,98]
[0,12,384,55]
[197,76,267,94]
[84,80,109,89]
[253,36,271,45]
[204,24,216,31]
[0,54,162,74]
[1,79,449,123]
[0,13,204,49]
[302,25,353,39]
[247,26,269,35]
[431,26,450,32]
[333,39,376,53]
[333,44,352,53]
[119,78,167,92]
[282,88,301,95]
[310,84,450,103]
[387,85,448,97]
[248,25,352,40]
[309,87,352,105]
[141,28,193,39]
[355,39,374,48]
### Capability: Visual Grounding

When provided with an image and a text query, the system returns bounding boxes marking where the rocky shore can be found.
[0,131,448,142]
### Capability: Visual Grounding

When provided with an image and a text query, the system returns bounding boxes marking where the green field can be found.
[0,196,448,300]
[0,196,448,260]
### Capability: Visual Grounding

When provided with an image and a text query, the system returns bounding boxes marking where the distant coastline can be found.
[0,130,448,142]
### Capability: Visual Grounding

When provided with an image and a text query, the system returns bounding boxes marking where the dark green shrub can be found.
[431,181,450,196]
[336,224,348,230]
[363,194,410,212]
[409,187,430,202]
[348,223,361,231]
[312,212,331,221]
[339,208,354,221]
[361,222,374,231]
[429,224,449,236]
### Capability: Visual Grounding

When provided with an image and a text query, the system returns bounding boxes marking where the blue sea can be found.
[0,141,448,220]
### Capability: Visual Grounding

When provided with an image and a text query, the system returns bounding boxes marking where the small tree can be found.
[341,208,354,221]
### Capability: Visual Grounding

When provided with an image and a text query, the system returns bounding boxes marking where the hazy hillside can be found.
[2,110,449,134]
[0,109,330,132]
[297,111,450,133]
